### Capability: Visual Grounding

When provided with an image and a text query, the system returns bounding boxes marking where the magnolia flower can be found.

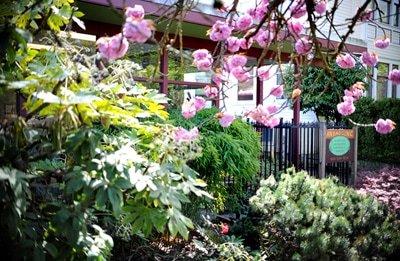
[295,37,312,55]
[257,66,270,80]
[181,100,197,119]
[314,0,327,15]
[227,36,241,53]
[287,19,304,38]
[125,5,145,20]
[374,38,390,49]
[209,20,232,41]
[361,51,378,67]
[270,85,284,98]
[123,18,154,43]
[174,127,199,142]
[336,53,356,69]
[96,33,129,60]
[204,85,219,98]
[235,14,253,31]
[374,119,396,134]
[290,0,307,18]
[388,69,400,84]
[218,113,235,128]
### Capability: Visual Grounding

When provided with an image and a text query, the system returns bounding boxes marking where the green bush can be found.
[169,108,261,212]
[250,168,400,260]
[284,62,367,121]
[350,97,400,164]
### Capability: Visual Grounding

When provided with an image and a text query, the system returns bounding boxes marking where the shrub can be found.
[284,62,368,121]
[250,168,400,260]
[169,108,260,212]
[350,97,400,164]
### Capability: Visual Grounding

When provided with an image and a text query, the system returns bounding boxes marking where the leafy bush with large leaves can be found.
[0,20,210,261]
[250,168,400,260]
[169,108,260,212]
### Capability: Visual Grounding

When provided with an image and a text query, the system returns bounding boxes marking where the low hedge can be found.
[349,97,400,164]
[250,168,400,260]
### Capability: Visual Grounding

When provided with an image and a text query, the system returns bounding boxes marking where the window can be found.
[392,65,399,98]
[395,3,400,27]
[374,0,391,24]
[377,63,389,100]
[237,69,255,101]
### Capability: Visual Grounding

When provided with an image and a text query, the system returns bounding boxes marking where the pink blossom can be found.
[360,9,373,22]
[192,49,213,71]
[209,20,232,41]
[247,104,280,128]
[255,29,273,47]
[247,5,267,21]
[287,19,304,38]
[337,97,355,116]
[336,53,356,69]
[235,14,253,31]
[218,113,235,128]
[212,73,225,87]
[388,69,400,84]
[239,37,253,49]
[181,100,197,119]
[123,18,154,43]
[374,119,396,134]
[295,37,312,55]
[204,85,219,98]
[361,51,378,67]
[262,117,280,128]
[194,96,206,111]
[192,49,211,60]
[266,104,279,114]
[348,82,365,100]
[227,54,247,70]
[257,66,270,80]
[96,33,129,60]
[314,0,327,15]
[231,67,250,82]
[290,0,307,18]
[270,85,284,98]
[125,5,145,20]
[174,127,199,142]
[220,223,229,235]
[227,36,241,53]
[374,38,390,49]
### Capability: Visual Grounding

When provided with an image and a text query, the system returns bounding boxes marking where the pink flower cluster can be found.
[388,69,400,85]
[209,20,232,41]
[226,55,250,82]
[287,19,304,38]
[290,0,307,18]
[356,168,400,213]
[192,49,213,71]
[257,66,270,80]
[96,4,154,60]
[204,85,219,98]
[181,97,206,119]
[361,51,378,67]
[269,85,284,98]
[174,127,199,142]
[336,53,356,69]
[337,82,364,116]
[374,38,390,49]
[247,104,280,128]
[295,37,312,55]
[375,119,396,134]
[314,0,327,15]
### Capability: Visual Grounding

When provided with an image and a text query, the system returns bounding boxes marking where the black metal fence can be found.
[252,120,352,187]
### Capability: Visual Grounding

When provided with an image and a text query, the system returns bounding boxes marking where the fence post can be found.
[318,119,326,179]
[351,126,358,186]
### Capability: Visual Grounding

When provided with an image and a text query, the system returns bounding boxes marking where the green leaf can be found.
[107,187,122,215]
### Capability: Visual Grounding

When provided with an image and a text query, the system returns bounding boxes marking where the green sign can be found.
[328,136,350,156]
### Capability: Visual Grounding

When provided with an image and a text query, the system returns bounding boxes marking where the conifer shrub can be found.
[250,168,400,260]
[169,108,260,212]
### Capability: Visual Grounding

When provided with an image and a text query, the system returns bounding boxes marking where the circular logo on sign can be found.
[329,136,350,156]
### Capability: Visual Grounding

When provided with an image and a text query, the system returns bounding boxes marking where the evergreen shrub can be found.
[250,168,400,260]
